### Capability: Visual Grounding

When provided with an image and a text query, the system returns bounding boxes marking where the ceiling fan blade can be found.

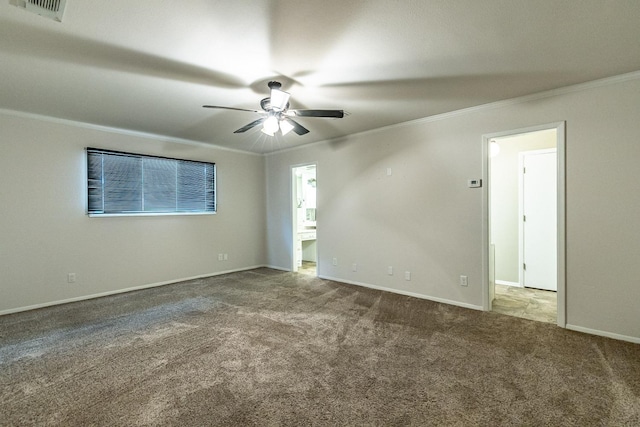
[289,109,344,118]
[234,118,265,133]
[203,105,260,113]
[284,118,310,135]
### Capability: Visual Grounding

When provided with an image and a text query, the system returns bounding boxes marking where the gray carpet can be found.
[1,268,639,426]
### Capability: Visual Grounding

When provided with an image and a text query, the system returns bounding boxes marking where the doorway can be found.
[291,164,317,276]
[483,123,566,326]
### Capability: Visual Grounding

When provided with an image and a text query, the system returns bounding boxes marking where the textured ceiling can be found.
[1,0,639,153]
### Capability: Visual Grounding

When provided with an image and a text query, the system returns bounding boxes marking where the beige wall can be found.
[2,74,639,343]
[0,113,266,313]
[490,129,556,284]
[265,75,640,341]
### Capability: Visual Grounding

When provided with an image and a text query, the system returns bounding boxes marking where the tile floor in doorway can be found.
[492,284,557,324]
[298,261,317,276]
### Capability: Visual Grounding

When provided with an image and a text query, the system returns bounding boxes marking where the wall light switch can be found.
[386,167,392,176]
[467,179,482,188]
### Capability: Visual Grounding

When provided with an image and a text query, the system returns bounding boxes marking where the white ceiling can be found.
[1,0,640,154]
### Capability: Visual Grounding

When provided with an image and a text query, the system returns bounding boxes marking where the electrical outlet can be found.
[352,263,357,272]
[388,266,393,275]
[67,273,76,283]
[460,275,468,287]
[332,257,338,266]
[405,271,411,281]
[218,254,223,261]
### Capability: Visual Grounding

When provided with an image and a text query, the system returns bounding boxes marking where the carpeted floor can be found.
[1,268,639,426]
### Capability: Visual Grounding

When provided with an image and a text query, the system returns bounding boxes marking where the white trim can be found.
[319,275,483,311]
[89,211,216,218]
[482,122,566,328]
[2,71,639,157]
[0,108,261,156]
[263,264,291,272]
[485,122,564,141]
[495,280,521,287]
[7,265,638,343]
[556,122,567,327]
[267,70,640,156]
[397,71,640,129]
[482,140,490,310]
[0,266,263,317]
[566,324,640,345]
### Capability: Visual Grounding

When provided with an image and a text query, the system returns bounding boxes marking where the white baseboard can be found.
[8,267,638,345]
[263,264,292,272]
[319,275,483,311]
[565,324,640,345]
[0,265,264,317]
[495,280,521,287]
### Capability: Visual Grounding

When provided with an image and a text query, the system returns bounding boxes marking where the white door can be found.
[522,150,557,291]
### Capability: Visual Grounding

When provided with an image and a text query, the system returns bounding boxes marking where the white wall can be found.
[265,74,640,341]
[490,129,556,284]
[0,113,266,313]
[3,74,639,342]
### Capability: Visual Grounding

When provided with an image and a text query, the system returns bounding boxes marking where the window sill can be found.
[88,211,216,218]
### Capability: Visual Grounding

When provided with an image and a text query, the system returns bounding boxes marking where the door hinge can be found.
[523,263,527,271]
[523,167,526,174]
[523,214,526,222]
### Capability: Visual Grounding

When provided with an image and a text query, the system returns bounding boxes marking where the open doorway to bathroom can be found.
[485,123,566,326]
[292,164,317,276]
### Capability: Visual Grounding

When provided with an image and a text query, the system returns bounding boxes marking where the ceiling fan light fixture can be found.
[279,119,294,136]
[263,116,279,134]
[270,88,290,111]
[203,81,343,137]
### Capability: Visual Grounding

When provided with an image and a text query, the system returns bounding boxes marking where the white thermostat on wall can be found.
[467,179,482,188]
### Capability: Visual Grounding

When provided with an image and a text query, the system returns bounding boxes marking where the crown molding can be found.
[267,70,640,156]
[3,70,639,158]
[0,108,262,156]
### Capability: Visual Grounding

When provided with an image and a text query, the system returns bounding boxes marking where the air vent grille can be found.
[13,0,67,22]
[30,0,61,12]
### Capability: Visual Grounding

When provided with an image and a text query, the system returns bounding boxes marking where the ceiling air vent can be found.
[13,0,67,22]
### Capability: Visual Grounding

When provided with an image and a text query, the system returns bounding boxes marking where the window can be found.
[87,148,216,216]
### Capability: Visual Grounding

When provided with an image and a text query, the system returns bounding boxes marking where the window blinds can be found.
[87,148,216,215]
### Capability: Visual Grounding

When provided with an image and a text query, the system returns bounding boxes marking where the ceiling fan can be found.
[203,81,344,136]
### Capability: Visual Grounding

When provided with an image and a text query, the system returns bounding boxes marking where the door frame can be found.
[482,122,566,327]
[290,162,318,273]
